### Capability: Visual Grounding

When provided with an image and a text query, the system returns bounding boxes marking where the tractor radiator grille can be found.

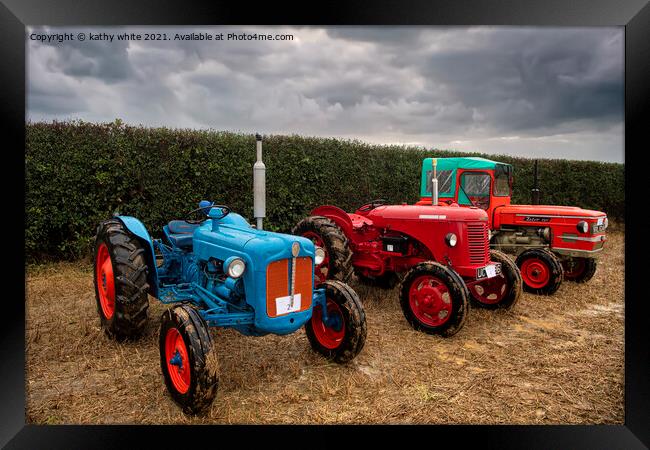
[467,222,489,265]
[266,257,313,317]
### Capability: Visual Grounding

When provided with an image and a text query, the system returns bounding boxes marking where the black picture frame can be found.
[2,1,647,448]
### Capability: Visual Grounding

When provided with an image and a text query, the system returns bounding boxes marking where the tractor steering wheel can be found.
[184,203,232,224]
[358,198,387,212]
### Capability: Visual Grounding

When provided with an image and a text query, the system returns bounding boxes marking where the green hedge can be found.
[26,120,624,261]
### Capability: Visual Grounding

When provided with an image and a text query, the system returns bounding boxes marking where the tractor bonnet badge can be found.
[291,241,300,257]
[523,216,551,222]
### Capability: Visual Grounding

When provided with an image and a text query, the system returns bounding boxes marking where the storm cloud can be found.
[27,26,624,162]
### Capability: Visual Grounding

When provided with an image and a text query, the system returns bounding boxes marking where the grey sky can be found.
[27,26,624,163]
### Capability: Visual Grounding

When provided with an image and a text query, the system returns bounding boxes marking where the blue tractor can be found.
[93,135,367,414]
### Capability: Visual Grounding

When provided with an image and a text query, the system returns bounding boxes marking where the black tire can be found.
[159,305,219,415]
[355,271,401,290]
[561,257,597,283]
[292,216,353,283]
[306,280,367,364]
[469,250,522,309]
[515,248,564,295]
[93,218,150,340]
[399,262,468,337]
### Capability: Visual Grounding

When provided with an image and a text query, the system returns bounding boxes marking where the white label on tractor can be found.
[419,214,447,220]
[386,244,394,252]
[276,294,301,316]
[485,265,497,278]
[597,217,604,226]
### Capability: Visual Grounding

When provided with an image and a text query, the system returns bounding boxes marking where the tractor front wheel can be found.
[93,219,150,340]
[515,248,564,295]
[469,250,522,309]
[399,262,468,337]
[306,280,367,364]
[159,305,219,415]
[561,257,597,283]
[292,216,353,284]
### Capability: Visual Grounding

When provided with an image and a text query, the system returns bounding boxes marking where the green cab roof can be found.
[420,157,513,197]
[422,156,510,172]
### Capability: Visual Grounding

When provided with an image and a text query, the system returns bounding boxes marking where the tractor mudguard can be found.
[115,215,159,298]
[311,205,355,239]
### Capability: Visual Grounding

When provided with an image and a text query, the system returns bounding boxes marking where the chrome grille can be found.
[467,222,489,265]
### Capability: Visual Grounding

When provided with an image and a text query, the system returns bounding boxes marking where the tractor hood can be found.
[193,219,315,271]
[492,203,608,232]
[243,228,315,263]
[496,204,606,218]
[365,204,488,222]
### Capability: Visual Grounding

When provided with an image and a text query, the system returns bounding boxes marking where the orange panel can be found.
[266,257,313,317]
[294,257,313,313]
[266,259,289,317]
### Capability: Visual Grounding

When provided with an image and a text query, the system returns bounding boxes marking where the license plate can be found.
[477,263,502,280]
[592,224,606,233]
[275,293,302,316]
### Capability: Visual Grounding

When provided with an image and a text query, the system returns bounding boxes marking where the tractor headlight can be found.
[604,217,608,229]
[577,221,589,234]
[226,257,246,279]
[314,247,326,265]
[445,233,458,247]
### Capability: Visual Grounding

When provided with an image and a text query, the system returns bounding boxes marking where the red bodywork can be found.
[415,167,607,258]
[493,204,607,256]
[311,203,494,280]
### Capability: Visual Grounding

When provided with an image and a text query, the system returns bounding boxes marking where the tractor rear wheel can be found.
[306,280,367,364]
[515,248,564,295]
[292,216,353,284]
[159,305,219,415]
[469,250,522,309]
[355,271,401,290]
[399,262,468,337]
[561,257,597,283]
[93,218,150,340]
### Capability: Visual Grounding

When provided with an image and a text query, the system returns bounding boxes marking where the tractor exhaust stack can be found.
[531,159,540,205]
[431,158,438,206]
[253,133,266,230]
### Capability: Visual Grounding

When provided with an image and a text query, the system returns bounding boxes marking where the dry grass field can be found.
[26,231,624,425]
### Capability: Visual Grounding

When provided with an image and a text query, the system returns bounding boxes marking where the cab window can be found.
[425,169,454,195]
[494,173,511,196]
[460,171,491,210]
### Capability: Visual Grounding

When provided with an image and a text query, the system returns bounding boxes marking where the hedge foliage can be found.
[26,120,624,261]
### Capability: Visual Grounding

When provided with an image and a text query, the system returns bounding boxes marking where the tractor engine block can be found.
[491,227,551,255]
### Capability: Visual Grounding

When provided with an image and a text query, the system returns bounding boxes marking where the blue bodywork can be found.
[115,205,329,336]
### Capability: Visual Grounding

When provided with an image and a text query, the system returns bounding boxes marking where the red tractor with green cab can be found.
[293,160,523,338]
[414,157,608,295]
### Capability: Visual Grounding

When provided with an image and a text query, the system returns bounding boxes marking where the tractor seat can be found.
[164,220,201,250]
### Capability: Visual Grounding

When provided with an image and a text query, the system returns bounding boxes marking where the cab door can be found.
[457,170,492,210]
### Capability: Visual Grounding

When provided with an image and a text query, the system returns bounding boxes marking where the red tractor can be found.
[293,165,523,337]
[414,157,608,295]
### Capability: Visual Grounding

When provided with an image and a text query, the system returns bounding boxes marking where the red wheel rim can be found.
[96,243,115,319]
[470,274,508,305]
[302,231,330,284]
[564,259,585,279]
[408,275,453,327]
[165,327,191,394]
[520,258,550,289]
[311,299,345,349]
